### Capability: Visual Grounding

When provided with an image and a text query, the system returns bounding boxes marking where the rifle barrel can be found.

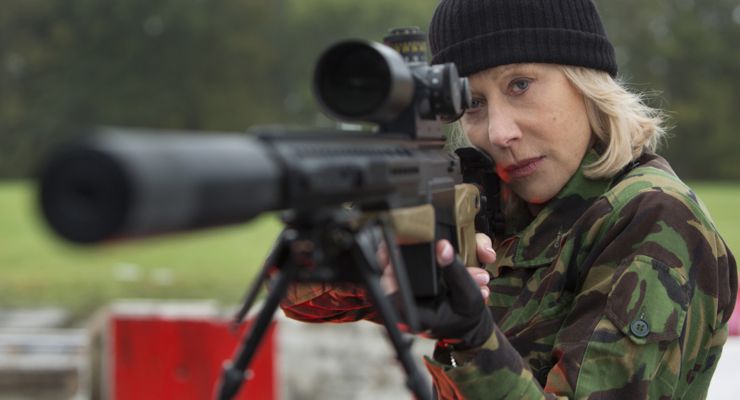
[38,128,283,244]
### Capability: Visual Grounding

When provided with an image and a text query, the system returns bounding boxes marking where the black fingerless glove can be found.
[415,256,494,350]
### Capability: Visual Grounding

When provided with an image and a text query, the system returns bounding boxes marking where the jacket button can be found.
[630,319,650,338]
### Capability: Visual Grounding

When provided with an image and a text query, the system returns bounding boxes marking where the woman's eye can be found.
[509,79,531,94]
[469,98,485,109]
[463,97,486,121]
[463,98,486,119]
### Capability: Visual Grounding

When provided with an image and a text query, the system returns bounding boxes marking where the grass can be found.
[687,181,740,254]
[1,180,739,323]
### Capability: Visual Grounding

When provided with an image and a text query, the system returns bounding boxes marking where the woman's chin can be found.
[510,181,557,207]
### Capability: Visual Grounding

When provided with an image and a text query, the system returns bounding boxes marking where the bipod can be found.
[215,209,432,400]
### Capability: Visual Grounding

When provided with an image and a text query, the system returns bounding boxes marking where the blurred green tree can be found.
[0,0,434,177]
[597,0,740,179]
[0,0,737,179]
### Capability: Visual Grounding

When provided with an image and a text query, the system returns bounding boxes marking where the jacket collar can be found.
[493,150,612,271]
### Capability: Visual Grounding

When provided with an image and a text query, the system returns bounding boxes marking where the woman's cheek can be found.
[462,121,486,148]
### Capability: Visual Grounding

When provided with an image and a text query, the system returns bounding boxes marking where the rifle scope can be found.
[314,40,468,123]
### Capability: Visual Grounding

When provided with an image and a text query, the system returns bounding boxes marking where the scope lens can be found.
[315,43,391,118]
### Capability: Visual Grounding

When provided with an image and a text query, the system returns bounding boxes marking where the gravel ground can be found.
[276,314,435,400]
[2,305,739,400]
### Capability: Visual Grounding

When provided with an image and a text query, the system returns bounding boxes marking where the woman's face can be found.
[460,63,592,205]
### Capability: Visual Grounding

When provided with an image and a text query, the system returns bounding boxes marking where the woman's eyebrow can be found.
[484,64,519,81]
[485,63,539,81]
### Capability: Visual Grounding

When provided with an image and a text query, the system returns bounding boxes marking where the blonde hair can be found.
[447,66,669,180]
[559,66,668,179]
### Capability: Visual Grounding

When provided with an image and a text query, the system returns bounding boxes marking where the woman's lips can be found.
[498,157,544,181]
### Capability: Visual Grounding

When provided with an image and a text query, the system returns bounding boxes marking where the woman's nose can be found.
[487,105,521,148]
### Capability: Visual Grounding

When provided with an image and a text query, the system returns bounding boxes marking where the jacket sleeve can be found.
[278,282,379,323]
[423,188,737,399]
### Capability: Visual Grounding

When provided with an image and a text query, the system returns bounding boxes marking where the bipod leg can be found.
[378,215,420,332]
[215,231,299,400]
[353,228,432,400]
[232,230,290,326]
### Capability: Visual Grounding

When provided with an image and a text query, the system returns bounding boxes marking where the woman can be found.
[281,0,737,398]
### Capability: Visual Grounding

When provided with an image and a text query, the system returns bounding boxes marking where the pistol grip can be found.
[454,184,481,267]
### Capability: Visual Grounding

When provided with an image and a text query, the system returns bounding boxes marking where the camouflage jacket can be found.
[280,151,738,399]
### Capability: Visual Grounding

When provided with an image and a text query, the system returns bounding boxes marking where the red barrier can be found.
[102,310,277,400]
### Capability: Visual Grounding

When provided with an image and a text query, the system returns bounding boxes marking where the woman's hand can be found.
[472,233,496,300]
[377,235,497,348]
[422,238,494,349]
[379,234,496,301]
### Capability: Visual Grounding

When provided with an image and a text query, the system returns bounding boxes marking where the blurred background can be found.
[0,0,738,398]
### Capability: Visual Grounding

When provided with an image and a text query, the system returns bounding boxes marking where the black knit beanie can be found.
[428,0,617,77]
